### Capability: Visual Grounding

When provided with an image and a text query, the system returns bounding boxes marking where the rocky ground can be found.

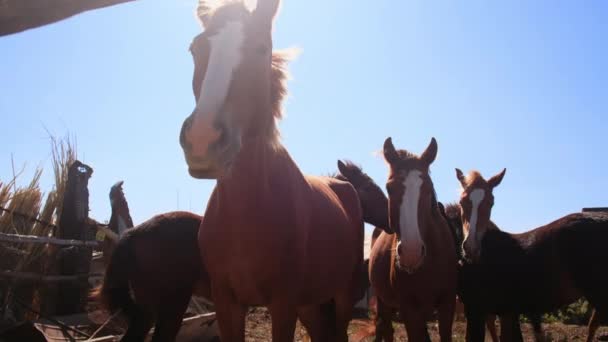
[243,307,608,341]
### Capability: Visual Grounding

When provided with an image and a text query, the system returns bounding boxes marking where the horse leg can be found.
[464,309,486,342]
[297,304,327,342]
[212,285,247,342]
[528,313,544,342]
[332,291,356,342]
[400,305,429,342]
[150,288,192,342]
[499,313,523,342]
[485,314,499,342]
[269,302,298,342]
[437,296,455,342]
[375,298,394,342]
[120,309,154,342]
[587,308,600,342]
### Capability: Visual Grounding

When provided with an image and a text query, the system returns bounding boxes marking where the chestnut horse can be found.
[179,1,364,341]
[455,169,608,342]
[369,137,457,342]
[93,211,211,342]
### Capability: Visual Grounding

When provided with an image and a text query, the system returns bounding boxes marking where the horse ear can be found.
[383,137,399,165]
[455,168,466,188]
[337,160,350,178]
[253,0,281,25]
[488,168,506,189]
[420,137,438,166]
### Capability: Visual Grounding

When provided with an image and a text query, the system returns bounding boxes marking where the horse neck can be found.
[216,137,305,205]
[420,207,454,252]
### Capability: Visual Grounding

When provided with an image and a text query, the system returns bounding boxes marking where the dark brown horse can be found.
[178,1,364,341]
[336,160,390,232]
[369,137,457,342]
[454,168,608,342]
[92,211,211,342]
[440,202,544,342]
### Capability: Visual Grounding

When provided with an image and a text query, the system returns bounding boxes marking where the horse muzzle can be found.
[396,242,426,274]
[180,114,241,179]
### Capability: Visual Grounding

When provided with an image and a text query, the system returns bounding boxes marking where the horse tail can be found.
[90,235,137,317]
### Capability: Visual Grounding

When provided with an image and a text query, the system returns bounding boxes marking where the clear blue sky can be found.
[1,0,606,233]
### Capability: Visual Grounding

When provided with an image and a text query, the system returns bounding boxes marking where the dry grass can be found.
[0,134,78,321]
[0,135,76,265]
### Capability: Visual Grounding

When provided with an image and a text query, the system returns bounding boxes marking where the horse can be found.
[454,168,608,342]
[336,160,390,232]
[178,1,364,341]
[92,211,212,342]
[440,202,544,342]
[368,137,457,342]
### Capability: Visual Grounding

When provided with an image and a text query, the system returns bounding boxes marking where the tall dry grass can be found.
[0,134,77,321]
[0,135,76,263]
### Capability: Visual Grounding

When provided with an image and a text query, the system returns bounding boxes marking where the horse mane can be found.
[333,160,385,195]
[395,149,419,161]
[462,170,486,189]
[336,160,368,181]
[444,202,462,221]
[440,201,465,260]
[196,0,248,26]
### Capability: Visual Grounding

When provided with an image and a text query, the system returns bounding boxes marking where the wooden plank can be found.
[0,232,100,247]
[0,0,137,37]
[32,312,217,342]
[0,270,104,283]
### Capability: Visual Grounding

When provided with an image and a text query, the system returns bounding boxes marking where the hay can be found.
[0,134,78,321]
[0,135,77,265]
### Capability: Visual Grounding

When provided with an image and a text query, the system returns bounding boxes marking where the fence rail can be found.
[0,270,104,283]
[0,232,100,247]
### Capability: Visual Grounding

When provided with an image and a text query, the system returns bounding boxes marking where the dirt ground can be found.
[243,307,608,341]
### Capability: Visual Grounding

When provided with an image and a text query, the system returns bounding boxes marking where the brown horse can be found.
[178,1,364,341]
[93,211,211,342]
[455,168,608,342]
[369,137,457,342]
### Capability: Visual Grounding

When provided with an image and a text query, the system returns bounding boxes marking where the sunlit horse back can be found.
[179,1,364,341]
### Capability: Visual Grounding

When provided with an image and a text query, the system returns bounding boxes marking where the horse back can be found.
[128,212,204,303]
[461,212,608,315]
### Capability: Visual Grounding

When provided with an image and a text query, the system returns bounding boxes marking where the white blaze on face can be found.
[398,170,425,267]
[196,21,245,116]
[466,188,486,245]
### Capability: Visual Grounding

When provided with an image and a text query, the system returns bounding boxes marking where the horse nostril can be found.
[421,245,426,259]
